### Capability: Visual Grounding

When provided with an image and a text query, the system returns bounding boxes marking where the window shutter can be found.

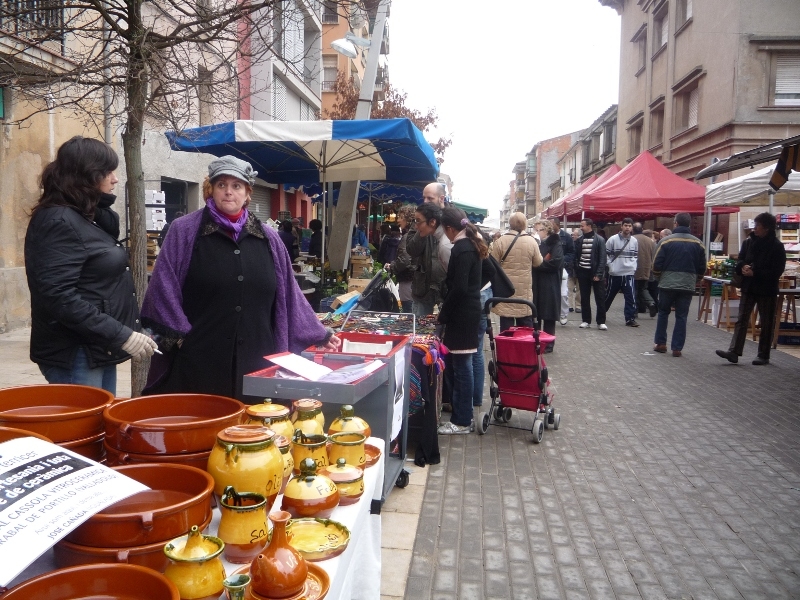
[686,0,692,19]
[688,87,699,127]
[660,16,668,46]
[775,54,800,106]
[272,78,287,121]
[250,186,271,221]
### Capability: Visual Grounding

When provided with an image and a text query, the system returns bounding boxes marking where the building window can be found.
[629,121,643,158]
[322,1,338,23]
[774,54,800,107]
[322,56,338,91]
[272,77,287,121]
[300,100,315,121]
[652,7,668,55]
[650,106,664,147]
[197,66,213,126]
[630,24,647,75]
[590,135,601,163]
[603,121,616,156]
[676,0,692,29]
[674,85,699,132]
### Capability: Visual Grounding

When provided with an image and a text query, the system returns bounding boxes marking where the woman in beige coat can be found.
[491,212,543,331]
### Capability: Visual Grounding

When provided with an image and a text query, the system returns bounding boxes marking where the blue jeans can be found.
[654,289,693,351]
[39,347,118,395]
[605,274,637,322]
[450,353,474,427]
[472,287,492,407]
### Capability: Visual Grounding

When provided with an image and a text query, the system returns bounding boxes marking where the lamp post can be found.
[325,0,390,271]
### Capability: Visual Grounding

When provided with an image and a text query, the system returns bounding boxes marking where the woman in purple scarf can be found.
[141,156,340,402]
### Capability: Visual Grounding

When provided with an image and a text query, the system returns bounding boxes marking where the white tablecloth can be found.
[9,438,385,600]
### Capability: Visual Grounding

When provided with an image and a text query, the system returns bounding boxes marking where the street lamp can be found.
[330,32,372,59]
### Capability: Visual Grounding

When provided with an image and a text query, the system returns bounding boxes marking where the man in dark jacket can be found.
[633,222,657,317]
[716,212,787,365]
[652,213,706,357]
[552,218,573,325]
[574,218,608,330]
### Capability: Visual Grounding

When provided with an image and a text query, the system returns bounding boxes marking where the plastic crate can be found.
[319,296,337,313]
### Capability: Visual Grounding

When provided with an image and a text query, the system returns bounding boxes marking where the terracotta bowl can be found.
[0,384,113,443]
[54,510,213,573]
[65,464,215,548]
[103,441,212,471]
[0,425,52,444]
[104,394,245,454]
[60,431,105,462]
[1,563,179,600]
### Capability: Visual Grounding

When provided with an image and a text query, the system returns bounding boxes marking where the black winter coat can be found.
[532,232,564,322]
[25,205,139,369]
[438,238,481,350]
[736,232,787,297]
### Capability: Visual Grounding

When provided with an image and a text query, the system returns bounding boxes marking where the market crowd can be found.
[23,137,787,437]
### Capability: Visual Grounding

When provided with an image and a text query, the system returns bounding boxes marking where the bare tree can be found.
[0,0,359,393]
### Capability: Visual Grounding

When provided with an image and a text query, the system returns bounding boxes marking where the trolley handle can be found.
[484,297,538,321]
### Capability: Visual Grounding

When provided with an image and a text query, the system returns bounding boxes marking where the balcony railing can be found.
[322,80,336,91]
[321,13,338,23]
[0,0,64,42]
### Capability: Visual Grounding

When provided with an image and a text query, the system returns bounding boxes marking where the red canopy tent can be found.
[570,151,737,220]
[543,174,596,218]
[564,164,621,218]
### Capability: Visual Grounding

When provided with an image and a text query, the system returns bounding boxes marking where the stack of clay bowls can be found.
[102,394,245,469]
[54,463,215,572]
[0,384,114,461]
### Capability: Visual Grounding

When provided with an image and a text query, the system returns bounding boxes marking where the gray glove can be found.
[121,331,158,359]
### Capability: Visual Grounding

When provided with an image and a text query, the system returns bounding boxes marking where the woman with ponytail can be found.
[436,207,488,434]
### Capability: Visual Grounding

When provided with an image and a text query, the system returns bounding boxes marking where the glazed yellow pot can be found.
[217,487,268,564]
[328,404,371,438]
[245,400,296,440]
[319,458,364,506]
[327,432,366,469]
[290,399,325,435]
[206,425,283,506]
[163,526,226,600]
[274,435,294,494]
[290,431,328,474]
[281,458,339,519]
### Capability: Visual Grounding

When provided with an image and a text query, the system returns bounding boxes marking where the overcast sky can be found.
[388,0,622,217]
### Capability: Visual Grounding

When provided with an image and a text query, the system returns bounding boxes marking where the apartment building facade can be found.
[599,0,800,181]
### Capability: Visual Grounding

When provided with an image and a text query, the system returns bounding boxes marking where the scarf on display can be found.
[205,198,248,240]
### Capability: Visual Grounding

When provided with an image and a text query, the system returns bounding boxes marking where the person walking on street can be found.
[490,212,543,332]
[633,222,658,317]
[574,218,608,330]
[532,220,564,352]
[605,218,639,326]
[552,218,573,325]
[569,229,582,312]
[652,213,706,357]
[716,212,786,366]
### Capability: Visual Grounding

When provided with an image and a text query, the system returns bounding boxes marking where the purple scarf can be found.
[205,198,248,240]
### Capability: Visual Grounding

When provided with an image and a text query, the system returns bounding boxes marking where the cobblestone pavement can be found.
[405,299,800,600]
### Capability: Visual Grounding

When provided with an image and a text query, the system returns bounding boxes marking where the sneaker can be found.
[569,308,574,312]
[654,344,667,353]
[559,317,568,325]
[579,322,590,328]
[752,356,769,365]
[648,303,658,318]
[598,324,608,331]
[626,320,640,327]
[715,349,738,364]
[437,421,471,435]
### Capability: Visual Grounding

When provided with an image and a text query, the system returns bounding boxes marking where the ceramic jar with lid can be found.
[274,434,294,494]
[163,525,226,600]
[206,425,283,505]
[327,404,371,438]
[290,399,325,435]
[281,458,339,518]
[319,458,364,506]
[245,400,295,440]
[327,432,366,469]
[290,431,328,474]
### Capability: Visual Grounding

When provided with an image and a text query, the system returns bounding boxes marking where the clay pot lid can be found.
[246,401,290,419]
[217,424,274,444]
[293,399,322,412]
[319,458,363,483]
[274,434,290,451]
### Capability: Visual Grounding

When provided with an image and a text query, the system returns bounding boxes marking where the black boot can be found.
[715,350,738,364]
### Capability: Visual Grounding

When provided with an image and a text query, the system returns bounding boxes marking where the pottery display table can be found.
[9,438,386,600]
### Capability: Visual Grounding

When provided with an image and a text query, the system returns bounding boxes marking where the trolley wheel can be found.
[493,406,504,422]
[542,412,549,430]
[395,469,410,489]
[502,407,513,423]
[488,360,496,379]
[490,385,499,401]
[477,412,490,435]
[552,413,561,431]
[532,420,544,444]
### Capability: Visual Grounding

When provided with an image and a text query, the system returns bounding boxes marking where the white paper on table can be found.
[0,437,149,587]
[267,352,333,381]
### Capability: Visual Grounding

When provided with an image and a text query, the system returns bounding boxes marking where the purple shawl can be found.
[141,209,327,386]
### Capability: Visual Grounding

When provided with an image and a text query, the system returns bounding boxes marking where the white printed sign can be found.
[709,242,724,251]
[0,437,148,586]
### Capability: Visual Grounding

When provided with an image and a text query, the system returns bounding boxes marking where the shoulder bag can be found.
[489,233,523,298]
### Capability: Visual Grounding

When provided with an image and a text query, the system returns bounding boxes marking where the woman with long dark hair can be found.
[436,207,489,434]
[25,136,156,394]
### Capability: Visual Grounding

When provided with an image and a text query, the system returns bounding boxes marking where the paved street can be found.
[405,298,800,600]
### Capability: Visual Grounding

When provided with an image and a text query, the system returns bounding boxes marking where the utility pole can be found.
[325,0,390,271]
